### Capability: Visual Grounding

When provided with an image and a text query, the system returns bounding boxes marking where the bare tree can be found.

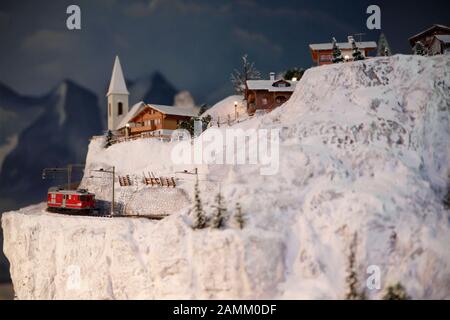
[230,54,261,95]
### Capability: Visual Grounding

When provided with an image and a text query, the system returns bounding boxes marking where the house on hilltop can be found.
[106,56,196,137]
[116,102,197,137]
[245,72,298,115]
[409,24,450,55]
[309,37,377,66]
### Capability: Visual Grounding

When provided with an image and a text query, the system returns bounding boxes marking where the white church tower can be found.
[107,56,129,131]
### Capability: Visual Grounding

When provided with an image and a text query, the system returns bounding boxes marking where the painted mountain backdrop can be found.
[0,72,179,282]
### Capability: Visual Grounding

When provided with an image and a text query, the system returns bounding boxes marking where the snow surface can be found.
[202,95,245,122]
[3,55,450,299]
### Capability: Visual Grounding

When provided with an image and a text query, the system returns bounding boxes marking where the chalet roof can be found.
[246,79,298,92]
[409,24,450,44]
[117,102,197,129]
[434,34,450,44]
[107,56,129,96]
[117,101,146,129]
[309,41,377,51]
[150,104,198,117]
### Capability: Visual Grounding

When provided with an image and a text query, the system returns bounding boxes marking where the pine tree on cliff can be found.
[332,37,344,63]
[192,176,206,229]
[345,232,366,299]
[211,191,227,229]
[377,33,392,56]
[105,130,113,148]
[383,283,410,300]
[413,41,426,56]
[351,38,365,61]
[234,202,245,229]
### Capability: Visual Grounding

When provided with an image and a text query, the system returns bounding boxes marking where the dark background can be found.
[0,0,449,284]
[1,0,449,103]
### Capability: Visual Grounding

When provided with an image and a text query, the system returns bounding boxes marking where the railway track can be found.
[46,208,166,220]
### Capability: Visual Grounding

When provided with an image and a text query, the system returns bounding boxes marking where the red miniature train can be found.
[47,187,96,214]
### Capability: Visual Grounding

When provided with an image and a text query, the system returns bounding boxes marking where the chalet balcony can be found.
[130,125,157,134]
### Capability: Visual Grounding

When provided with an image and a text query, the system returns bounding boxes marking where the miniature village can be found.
[1,22,450,301]
[44,25,450,220]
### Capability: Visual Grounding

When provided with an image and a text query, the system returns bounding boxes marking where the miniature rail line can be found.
[46,208,166,220]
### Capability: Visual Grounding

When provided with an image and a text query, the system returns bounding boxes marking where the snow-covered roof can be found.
[150,104,198,117]
[107,56,129,96]
[246,79,297,92]
[117,101,146,129]
[434,35,450,44]
[116,102,197,129]
[309,41,377,51]
[409,24,450,42]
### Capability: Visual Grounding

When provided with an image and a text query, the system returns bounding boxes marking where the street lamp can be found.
[92,166,115,215]
[234,101,238,120]
[125,123,130,139]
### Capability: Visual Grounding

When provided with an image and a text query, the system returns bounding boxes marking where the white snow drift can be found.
[2,55,450,299]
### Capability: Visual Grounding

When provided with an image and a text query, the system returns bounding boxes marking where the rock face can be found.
[2,204,284,299]
[2,55,450,299]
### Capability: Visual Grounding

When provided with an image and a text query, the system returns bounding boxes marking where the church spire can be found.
[107,55,129,96]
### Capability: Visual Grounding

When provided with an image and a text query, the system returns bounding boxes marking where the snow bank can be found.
[202,95,244,121]
[3,55,450,299]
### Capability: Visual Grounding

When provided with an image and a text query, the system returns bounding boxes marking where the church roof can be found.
[107,56,129,96]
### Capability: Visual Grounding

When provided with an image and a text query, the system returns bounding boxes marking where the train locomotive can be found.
[47,187,96,214]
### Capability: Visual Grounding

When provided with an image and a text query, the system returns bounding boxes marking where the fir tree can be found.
[230,54,261,95]
[332,37,344,63]
[377,33,392,56]
[192,177,207,229]
[178,116,212,136]
[350,37,365,61]
[283,67,305,80]
[211,191,227,229]
[413,41,426,56]
[234,202,245,229]
[383,283,410,300]
[105,130,113,148]
[345,232,366,299]
[198,103,208,116]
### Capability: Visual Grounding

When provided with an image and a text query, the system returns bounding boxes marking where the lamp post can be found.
[234,101,238,121]
[92,166,115,215]
[125,123,130,139]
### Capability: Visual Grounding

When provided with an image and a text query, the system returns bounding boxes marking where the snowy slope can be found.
[3,55,450,299]
[202,95,244,121]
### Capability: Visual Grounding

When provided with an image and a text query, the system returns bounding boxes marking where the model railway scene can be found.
[42,164,164,219]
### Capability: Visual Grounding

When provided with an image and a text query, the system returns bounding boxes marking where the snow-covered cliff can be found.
[2,55,450,299]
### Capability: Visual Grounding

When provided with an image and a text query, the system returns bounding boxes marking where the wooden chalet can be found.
[409,24,450,55]
[116,102,197,137]
[245,72,297,115]
[309,38,377,66]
